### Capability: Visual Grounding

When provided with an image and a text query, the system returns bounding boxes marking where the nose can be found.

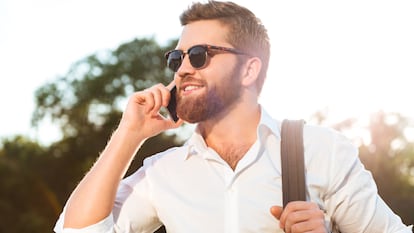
[176,53,195,75]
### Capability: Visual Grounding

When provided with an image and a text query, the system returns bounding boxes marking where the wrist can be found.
[113,123,147,146]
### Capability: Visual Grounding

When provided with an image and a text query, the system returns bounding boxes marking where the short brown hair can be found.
[180,0,270,94]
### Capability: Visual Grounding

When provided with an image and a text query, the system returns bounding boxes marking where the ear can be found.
[241,57,262,87]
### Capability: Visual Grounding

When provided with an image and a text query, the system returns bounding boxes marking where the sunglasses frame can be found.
[165,44,250,72]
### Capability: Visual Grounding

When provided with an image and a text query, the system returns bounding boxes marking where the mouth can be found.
[180,83,204,96]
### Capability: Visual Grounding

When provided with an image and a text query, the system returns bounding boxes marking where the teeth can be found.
[184,85,200,91]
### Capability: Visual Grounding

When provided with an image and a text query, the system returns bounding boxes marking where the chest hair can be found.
[214,143,252,170]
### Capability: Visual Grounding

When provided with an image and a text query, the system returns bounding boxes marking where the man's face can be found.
[173,20,244,123]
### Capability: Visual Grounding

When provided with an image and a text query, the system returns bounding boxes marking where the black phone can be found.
[167,86,179,122]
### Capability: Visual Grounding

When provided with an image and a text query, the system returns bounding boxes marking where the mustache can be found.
[179,76,207,88]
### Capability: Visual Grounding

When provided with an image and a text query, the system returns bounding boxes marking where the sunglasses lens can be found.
[166,45,208,72]
[167,50,183,72]
[189,46,207,69]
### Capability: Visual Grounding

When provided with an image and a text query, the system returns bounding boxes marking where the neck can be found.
[198,104,261,170]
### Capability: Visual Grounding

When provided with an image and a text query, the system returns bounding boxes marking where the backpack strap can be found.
[281,119,306,208]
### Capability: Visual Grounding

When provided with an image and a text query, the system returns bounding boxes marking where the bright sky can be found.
[1,0,414,145]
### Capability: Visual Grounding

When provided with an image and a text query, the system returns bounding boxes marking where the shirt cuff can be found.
[396,225,413,233]
[54,212,114,233]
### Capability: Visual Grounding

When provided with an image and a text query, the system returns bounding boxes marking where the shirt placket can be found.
[224,172,239,233]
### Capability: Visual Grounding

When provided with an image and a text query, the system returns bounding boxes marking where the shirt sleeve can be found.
[53,209,114,233]
[323,130,412,232]
[54,157,163,233]
[111,165,163,232]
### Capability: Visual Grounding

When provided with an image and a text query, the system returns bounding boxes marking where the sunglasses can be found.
[164,44,250,72]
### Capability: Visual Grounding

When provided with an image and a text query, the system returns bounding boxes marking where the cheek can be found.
[203,62,239,85]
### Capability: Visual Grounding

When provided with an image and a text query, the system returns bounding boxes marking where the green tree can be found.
[30,37,182,232]
[358,111,414,225]
[0,136,60,233]
[312,110,414,225]
[32,37,176,140]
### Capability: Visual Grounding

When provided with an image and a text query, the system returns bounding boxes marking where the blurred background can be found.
[1,0,413,232]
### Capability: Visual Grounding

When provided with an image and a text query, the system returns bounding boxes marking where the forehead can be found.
[177,20,230,49]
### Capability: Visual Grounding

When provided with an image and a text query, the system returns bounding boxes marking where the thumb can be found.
[270,206,283,219]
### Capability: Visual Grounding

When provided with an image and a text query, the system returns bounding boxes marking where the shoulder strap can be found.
[281,119,306,208]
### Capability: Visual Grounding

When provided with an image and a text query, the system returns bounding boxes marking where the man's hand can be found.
[119,82,183,140]
[270,201,326,233]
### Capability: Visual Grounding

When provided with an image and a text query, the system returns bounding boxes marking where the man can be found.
[54,1,412,232]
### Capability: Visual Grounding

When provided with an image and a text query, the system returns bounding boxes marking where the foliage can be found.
[32,37,176,138]
[358,111,414,224]
[0,136,59,233]
[315,110,414,225]
[1,37,181,232]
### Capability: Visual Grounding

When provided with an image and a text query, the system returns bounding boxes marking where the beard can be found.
[176,64,243,123]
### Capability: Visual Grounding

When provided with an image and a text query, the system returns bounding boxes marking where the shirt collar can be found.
[183,128,206,160]
[258,106,281,141]
[183,106,282,160]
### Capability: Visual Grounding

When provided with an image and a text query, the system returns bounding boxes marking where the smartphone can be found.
[167,86,179,122]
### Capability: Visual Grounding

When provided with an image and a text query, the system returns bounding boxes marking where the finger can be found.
[146,84,167,116]
[270,206,283,219]
[161,84,174,108]
[282,201,317,221]
[150,83,174,109]
[156,112,184,129]
[166,80,176,90]
[134,90,155,114]
[284,201,319,211]
[288,217,326,233]
[163,81,177,108]
[174,118,185,126]
[279,202,309,231]
[282,202,324,233]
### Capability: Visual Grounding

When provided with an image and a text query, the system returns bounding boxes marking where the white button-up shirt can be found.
[54,108,412,233]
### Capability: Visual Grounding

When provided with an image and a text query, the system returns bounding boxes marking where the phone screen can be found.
[167,86,179,122]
